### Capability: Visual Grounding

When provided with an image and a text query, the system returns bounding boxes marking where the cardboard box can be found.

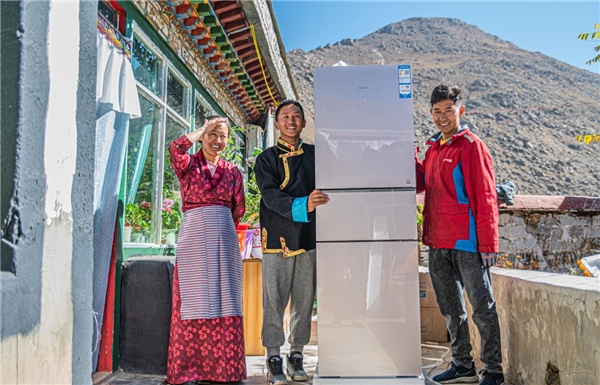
[419,267,438,308]
[418,267,448,342]
[420,307,449,343]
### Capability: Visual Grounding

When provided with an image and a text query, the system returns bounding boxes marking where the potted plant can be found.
[236,169,260,259]
[125,201,151,243]
[161,195,182,245]
[241,163,261,227]
[241,148,262,258]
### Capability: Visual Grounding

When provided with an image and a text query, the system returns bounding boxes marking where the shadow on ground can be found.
[94,341,504,385]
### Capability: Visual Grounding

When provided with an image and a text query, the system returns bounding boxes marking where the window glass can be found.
[124,94,162,244]
[132,36,163,97]
[167,71,188,118]
[125,26,232,248]
[194,96,209,129]
[161,115,187,245]
[98,1,119,28]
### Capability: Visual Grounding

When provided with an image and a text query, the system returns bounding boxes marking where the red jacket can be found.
[416,127,498,253]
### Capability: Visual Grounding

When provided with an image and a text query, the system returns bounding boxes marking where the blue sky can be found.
[271,1,600,74]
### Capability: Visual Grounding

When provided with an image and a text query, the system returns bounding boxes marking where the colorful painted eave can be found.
[207,0,295,102]
[166,0,284,121]
[236,0,297,101]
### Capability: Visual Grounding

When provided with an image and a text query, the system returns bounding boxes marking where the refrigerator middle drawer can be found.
[316,190,418,242]
[314,130,416,190]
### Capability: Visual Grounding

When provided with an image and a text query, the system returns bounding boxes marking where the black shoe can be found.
[479,370,505,385]
[286,351,308,381]
[266,355,287,385]
[432,361,479,383]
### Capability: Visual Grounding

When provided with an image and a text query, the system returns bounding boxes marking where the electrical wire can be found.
[421,342,451,384]
[250,23,279,107]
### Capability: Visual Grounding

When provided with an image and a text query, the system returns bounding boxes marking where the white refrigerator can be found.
[314,65,422,379]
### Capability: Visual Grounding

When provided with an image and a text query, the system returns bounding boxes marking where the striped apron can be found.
[176,205,243,320]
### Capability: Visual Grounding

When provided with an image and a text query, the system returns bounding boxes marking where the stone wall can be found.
[497,196,600,274]
[416,195,600,273]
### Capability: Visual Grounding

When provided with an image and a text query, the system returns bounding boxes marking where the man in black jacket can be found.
[254,100,329,385]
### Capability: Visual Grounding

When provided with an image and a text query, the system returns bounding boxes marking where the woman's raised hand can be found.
[186,117,229,143]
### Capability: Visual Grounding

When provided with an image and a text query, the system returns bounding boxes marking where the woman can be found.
[167,116,246,385]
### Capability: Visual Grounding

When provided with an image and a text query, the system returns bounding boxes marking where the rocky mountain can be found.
[286,18,600,197]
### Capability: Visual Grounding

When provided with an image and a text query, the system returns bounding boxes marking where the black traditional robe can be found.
[254,138,316,257]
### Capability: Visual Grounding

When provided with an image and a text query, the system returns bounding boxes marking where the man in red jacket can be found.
[416,85,504,385]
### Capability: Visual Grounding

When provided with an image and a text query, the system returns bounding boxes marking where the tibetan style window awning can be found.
[166,0,288,122]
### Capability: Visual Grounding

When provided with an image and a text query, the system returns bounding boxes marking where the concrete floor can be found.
[93,341,497,385]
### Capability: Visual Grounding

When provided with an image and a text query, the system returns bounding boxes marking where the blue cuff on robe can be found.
[292,196,309,223]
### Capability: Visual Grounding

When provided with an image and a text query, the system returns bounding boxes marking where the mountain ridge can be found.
[285,17,600,197]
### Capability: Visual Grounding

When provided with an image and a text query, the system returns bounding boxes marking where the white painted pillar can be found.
[1,0,96,383]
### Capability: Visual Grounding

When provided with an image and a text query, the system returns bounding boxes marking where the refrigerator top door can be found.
[314,64,415,190]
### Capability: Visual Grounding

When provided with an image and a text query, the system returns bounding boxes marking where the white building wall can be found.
[1,0,96,383]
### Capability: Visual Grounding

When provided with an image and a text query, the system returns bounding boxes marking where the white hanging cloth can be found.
[96,30,141,118]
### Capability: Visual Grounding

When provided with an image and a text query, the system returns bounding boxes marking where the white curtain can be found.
[96,30,141,118]
[92,29,141,373]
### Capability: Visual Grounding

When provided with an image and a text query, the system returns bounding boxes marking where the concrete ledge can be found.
[416,194,600,211]
[502,195,600,211]
[468,269,600,385]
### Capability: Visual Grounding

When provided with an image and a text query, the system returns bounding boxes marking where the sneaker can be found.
[479,370,505,385]
[266,355,288,385]
[432,362,479,384]
[286,351,309,381]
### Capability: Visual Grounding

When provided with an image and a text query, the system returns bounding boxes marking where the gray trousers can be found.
[261,249,316,349]
[429,247,503,374]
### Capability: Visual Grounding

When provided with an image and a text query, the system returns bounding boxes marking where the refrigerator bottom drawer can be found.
[316,241,421,377]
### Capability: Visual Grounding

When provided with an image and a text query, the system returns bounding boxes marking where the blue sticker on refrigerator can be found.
[398,64,412,99]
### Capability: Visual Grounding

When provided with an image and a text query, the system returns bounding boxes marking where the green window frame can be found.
[125,25,193,248]
[122,18,247,255]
